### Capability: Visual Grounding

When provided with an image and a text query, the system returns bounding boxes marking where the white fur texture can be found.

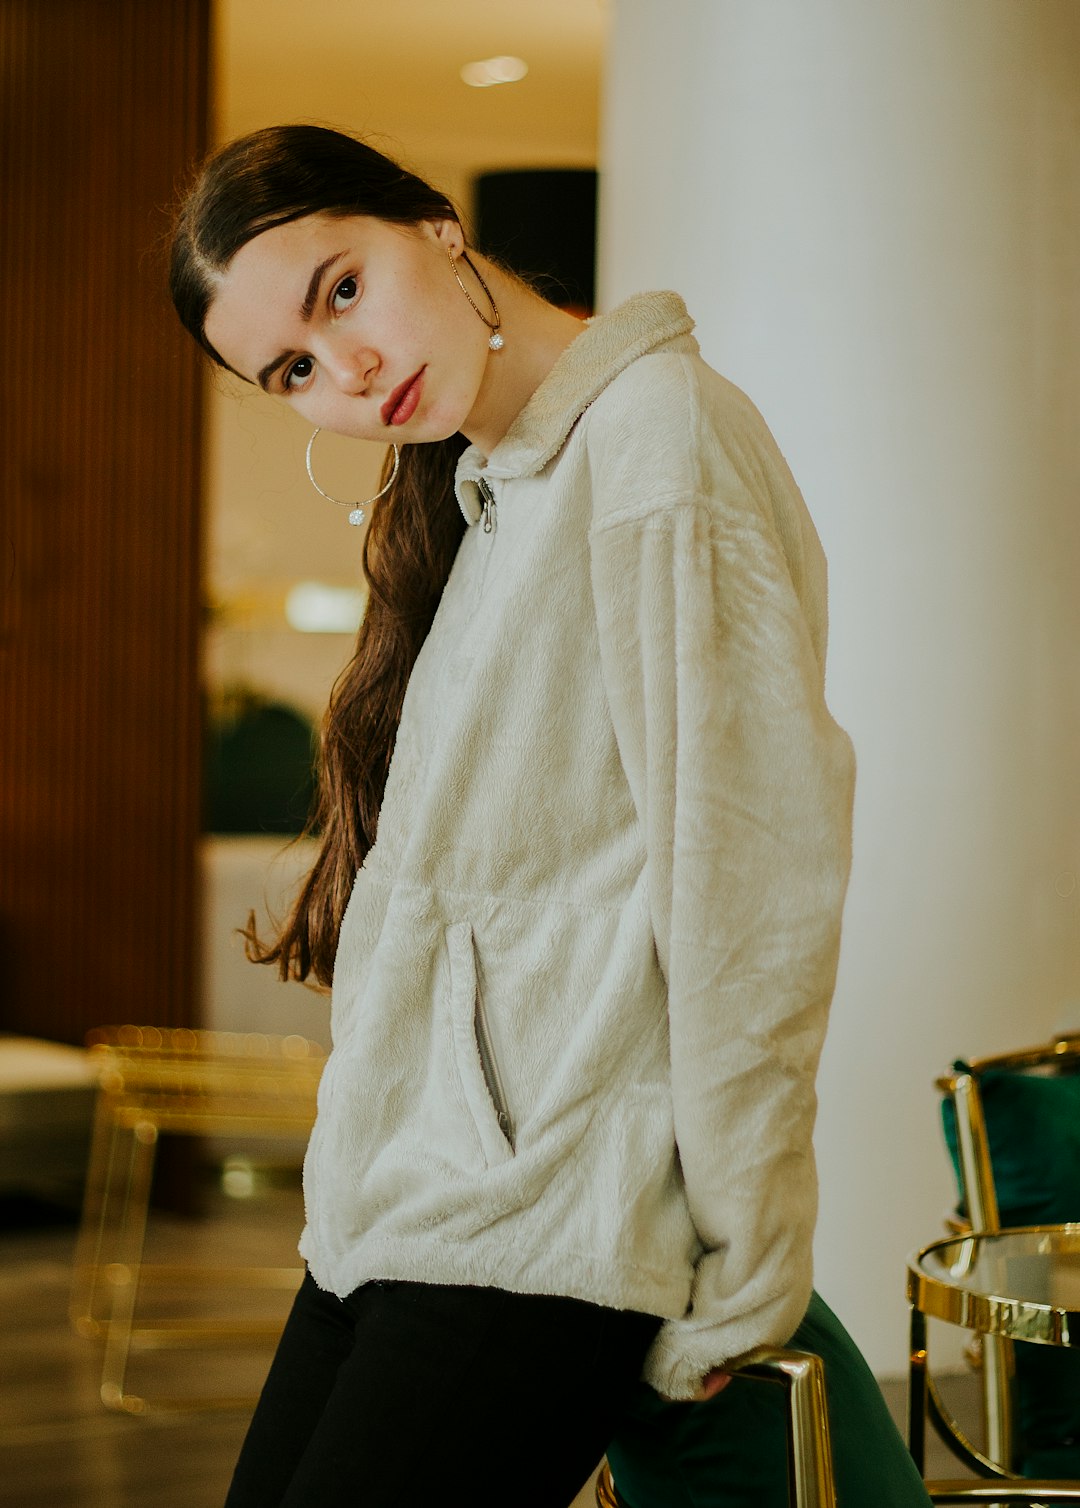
[299,293,856,1400]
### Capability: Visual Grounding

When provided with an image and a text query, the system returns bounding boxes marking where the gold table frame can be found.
[907,1225,1080,1504]
[937,1034,1080,1470]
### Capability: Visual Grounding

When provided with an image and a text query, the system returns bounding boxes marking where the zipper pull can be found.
[477,476,496,534]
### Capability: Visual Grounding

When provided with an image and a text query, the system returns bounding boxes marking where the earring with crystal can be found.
[305,430,400,527]
[449,248,504,351]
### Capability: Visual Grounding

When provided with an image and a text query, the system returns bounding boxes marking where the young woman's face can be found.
[203,212,492,443]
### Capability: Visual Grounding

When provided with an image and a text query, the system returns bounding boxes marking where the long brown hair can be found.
[170,126,469,985]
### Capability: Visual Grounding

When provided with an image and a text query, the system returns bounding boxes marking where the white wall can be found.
[601,0,1080,1374]
[200,837,330,1048]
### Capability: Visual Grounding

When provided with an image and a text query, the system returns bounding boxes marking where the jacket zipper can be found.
[477,476,497,534]
[473,977,514,1150]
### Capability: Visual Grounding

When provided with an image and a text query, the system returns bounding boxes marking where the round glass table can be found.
[906,1225,1080,1503]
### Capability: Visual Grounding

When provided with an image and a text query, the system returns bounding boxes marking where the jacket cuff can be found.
[641,1316,734,1400]
[641,1271,814,1400]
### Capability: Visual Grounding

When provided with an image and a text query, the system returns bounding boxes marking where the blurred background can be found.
[2,2,1079,1478]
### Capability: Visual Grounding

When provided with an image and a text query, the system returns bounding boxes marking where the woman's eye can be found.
[331,276,359,312]
[284,356,314,390]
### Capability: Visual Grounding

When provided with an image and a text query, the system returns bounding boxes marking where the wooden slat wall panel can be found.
[0,0,209,1043]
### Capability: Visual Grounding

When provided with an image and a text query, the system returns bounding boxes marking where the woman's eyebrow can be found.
[300,251,347,320]
[255,250,347,392]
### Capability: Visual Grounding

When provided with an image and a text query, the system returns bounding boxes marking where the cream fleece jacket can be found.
[298,292,856,1400]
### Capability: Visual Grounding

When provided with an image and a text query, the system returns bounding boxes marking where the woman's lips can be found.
[382,368,425,427]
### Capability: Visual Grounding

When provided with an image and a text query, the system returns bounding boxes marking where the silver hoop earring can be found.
[305,430,401,527]
[449,249,504,351]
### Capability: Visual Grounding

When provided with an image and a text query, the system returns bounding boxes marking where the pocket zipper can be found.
[473,979,514,1149]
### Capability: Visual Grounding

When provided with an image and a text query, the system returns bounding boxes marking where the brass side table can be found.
[907,1225,1080,1504]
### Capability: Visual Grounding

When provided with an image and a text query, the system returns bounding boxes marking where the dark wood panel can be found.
[0,0,209,1042]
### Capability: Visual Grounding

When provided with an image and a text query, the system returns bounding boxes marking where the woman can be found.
[171,124,857,1507]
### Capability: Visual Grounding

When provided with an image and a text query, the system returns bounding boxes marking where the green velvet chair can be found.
[602,1289,932,1507]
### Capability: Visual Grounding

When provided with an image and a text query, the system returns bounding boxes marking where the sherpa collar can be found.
[454,291,696,526]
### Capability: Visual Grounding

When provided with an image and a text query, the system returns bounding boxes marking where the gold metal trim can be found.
[907,1227,1080,1347]
[595,1462,619,1508]
[939,1035,1080,1083]
[924,1485,1080,1503]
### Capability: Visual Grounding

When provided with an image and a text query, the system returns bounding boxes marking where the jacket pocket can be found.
[445,922,515,1167]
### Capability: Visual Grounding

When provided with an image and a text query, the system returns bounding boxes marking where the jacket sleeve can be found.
[587,389,856,1400]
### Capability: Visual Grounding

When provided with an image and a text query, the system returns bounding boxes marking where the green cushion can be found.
[607,1290,932,1507]
[940,1061,1080,1477]
[940,1061,1080,1227]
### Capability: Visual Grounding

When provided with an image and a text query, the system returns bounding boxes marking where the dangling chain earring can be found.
[305,430,401,527]
[449,248,504,350]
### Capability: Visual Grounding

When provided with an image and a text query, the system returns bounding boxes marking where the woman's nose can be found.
[323,341,379,396]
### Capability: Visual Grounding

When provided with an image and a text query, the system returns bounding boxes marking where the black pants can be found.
[224,1271,662,1507]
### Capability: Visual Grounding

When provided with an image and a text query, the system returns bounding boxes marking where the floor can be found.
[0,1168,979,1508]
[0,1171,299,1508]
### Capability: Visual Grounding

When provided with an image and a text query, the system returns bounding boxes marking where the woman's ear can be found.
[428,218,464,257]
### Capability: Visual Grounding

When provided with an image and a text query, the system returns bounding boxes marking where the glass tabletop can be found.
[908,1225,1080,1344]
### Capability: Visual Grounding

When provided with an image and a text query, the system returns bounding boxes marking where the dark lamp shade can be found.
[474,168,598,312]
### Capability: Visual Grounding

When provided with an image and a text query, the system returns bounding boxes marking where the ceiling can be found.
[216,0,609,204]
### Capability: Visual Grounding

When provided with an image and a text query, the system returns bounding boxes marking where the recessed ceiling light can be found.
[460,55,528,89]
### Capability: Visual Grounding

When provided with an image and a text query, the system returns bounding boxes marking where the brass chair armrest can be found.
[596,1344,837,1508]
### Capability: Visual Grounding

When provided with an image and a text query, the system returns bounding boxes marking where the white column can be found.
[601,0,1080,1373]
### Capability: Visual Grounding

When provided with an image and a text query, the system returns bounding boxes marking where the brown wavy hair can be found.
[170,126,469,985]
